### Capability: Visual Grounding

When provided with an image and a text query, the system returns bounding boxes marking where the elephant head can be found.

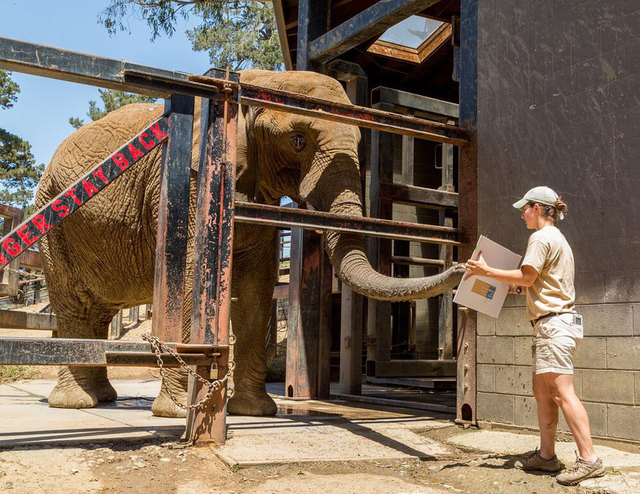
[238,70,463,301]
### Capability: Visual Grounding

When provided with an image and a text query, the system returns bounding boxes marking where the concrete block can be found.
[477,313,496,336]
[633,304,640,335]
[477,364,495,393]
[496,307,530,336]
[477,392,514,424]
[514,337,533,366]
[573,370,584,399]
[578,304,633,337]
[636,372,640,406]
[607,404,640,441]
[477,336,514,365]
[573,337,607,369]
[514,366,533,396]
[558,401,607,437]
[581,370,635,405]
[606,337,640,370]
[495,365,515,394]
[513,396,538,429]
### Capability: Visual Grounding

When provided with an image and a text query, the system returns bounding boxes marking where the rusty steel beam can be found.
[238,82,468,145]
[0,337,224,367]
[0,37,222,100]
[0,117,169,270]
[0,309,56,330]
[234,202,462,246]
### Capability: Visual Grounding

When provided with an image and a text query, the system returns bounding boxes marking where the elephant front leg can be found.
[227,228,279,416]
[48,304,118,409]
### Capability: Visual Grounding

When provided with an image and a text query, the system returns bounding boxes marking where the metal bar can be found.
[296,0,329,71]
[0,36,220,99]
[339,286,363,395]
[391,255,445,267]
[238,83,468,145]
[110,310,123,340]
[0,117,168,270]
[0,37,468,144]
[380,183,458,208]
[0,337,223,366]
[308,0,440,64]
[151,96,193,344]
[234,202,462,246]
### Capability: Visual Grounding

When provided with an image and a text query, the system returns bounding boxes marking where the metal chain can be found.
[142,329,236,411]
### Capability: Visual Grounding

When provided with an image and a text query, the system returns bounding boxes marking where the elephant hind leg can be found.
[47,296,118,409]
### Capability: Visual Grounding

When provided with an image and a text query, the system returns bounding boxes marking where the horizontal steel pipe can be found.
[234,202,462,246]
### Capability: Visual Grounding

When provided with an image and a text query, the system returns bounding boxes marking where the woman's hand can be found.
[464,252,491,280]
[508,285,524,295]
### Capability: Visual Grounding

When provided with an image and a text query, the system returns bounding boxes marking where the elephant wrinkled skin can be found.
[36,70,464,417]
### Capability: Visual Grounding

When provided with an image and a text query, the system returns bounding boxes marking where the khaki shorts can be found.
[531,313,583,375]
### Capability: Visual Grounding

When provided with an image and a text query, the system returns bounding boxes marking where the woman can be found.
[464,186,605,486]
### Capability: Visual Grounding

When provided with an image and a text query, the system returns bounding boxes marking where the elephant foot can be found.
[228,389,277,416]
[48,367,115,409]
[152,368,188,418]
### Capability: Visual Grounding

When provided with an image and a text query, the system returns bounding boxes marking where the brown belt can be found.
[530,312,561,327]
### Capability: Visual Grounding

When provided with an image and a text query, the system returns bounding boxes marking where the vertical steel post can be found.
[151,95,194,344]
[186,76,238,444]
[457,0,478,425]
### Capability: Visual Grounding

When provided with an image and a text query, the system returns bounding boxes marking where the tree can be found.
[99,0,283,71]
[69,89,156,129]
[0,70,44,209]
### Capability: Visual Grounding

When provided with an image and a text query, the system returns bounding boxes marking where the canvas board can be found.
[453,235,522,318]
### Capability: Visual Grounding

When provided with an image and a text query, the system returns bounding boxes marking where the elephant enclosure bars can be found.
[0,36,470,444]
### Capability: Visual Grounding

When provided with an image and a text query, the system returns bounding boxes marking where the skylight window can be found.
[378,16,444,49]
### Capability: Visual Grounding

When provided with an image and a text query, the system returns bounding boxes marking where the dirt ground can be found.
[1,424,629,494]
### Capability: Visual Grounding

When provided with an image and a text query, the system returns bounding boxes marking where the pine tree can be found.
[0,70,44,209]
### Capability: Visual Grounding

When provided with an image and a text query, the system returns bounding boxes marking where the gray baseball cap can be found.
[512,186,559,210]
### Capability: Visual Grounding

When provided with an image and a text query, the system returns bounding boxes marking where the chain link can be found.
[142,328,235,411]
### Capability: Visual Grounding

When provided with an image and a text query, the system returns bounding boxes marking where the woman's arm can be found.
[464,251,538,287]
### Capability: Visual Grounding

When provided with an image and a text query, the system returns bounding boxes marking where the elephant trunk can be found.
[304,153,464,302]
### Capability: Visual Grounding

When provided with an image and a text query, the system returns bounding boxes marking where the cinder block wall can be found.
[476,0,640,441]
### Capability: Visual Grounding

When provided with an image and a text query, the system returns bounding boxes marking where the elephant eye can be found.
[292,134,306,152]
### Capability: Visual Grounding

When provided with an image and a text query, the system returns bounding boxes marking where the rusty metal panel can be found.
[151,96,193,344]
[0,309,56,330]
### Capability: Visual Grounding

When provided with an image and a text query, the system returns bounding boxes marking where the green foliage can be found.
[99,0,283,70]
[0,71,44,209]
[0,70,19,109]
[0,365,36,384]
[69,89,156,129]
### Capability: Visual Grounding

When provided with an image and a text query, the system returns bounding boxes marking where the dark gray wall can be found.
[476,0,640,441]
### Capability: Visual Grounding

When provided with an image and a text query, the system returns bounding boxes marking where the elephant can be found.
[35,70,464,417]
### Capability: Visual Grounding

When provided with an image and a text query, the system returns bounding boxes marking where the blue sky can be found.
[0,0,210,168]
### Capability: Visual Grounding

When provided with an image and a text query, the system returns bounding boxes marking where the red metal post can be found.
[187,75,238,444]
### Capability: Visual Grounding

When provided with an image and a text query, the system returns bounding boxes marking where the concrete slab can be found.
[446,430,640,493]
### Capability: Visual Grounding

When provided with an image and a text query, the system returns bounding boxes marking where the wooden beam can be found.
[379,183,458,208]
[0,309,56,331]
[375,359,457,377]
[309,0,440,64]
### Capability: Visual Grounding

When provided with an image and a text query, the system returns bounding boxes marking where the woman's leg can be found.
[533,372,559,458]
[542,372,597,460]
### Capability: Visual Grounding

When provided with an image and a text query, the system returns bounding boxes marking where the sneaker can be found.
[556,454,605,486]
[516,449,563,472]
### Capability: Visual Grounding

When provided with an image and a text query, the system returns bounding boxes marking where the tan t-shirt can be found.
[521,225,575,321]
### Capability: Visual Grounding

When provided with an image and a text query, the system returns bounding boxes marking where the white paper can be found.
[453,235,522,318]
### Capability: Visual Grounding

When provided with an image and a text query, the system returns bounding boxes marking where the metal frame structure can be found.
[0,33,469,443]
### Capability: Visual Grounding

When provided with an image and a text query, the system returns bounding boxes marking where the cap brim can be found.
[512,198,528,210]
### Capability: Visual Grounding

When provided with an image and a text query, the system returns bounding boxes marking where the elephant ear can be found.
[240,104,261,203]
